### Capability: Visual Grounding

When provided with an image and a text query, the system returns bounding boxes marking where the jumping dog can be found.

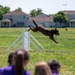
[28,20,60,44]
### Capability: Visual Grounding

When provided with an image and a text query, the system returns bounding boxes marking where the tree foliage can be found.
[30,9,37,17]
[36,8,43,15]
[30,8,44,17]
[15,7,22,11]
[53,11,69,27]
[0,5,10,20]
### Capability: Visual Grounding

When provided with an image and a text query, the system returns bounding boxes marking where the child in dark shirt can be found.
[48,60,61,75]
[8,52,14,65]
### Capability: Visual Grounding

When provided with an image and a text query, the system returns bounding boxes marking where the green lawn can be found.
[0,28,75,75]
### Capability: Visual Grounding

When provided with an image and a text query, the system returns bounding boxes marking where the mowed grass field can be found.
[0,28,75,75]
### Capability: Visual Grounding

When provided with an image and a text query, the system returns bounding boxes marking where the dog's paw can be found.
[56,42,58,44]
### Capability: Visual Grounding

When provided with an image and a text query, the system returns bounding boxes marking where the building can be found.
[27,14,55,28]
[0,10,30,27]
[0,10,75,28]
[64,10,75,27]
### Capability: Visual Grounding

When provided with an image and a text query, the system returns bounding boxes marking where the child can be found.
[8,52,14,65]
[34,61,52,75]
[0,49,31,75]
[48,60,61,75]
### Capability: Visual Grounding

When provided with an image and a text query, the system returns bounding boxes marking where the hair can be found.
[14,49,30,75]
[8,52,14,65]
[48,60,61,71]
[34,62,52,75]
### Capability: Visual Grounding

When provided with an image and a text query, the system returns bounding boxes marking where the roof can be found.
[1,19,11,22]
[35,14,49,17]
[64,10,75,15]
[28,14,53,22]
[70,19,75,22]
[3,10,29,16]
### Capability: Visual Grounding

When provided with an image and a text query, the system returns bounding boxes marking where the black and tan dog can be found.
[28,20,60,44]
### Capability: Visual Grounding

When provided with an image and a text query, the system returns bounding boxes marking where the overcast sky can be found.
[0,0,75,14]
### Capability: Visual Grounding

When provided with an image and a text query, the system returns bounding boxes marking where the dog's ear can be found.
[32,20,38,27]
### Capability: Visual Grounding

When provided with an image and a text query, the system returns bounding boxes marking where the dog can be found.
[28,20,60,44]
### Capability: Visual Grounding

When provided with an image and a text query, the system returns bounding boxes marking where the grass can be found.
[0,28,75,75]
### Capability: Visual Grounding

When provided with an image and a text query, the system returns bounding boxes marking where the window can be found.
[23,16,25,19]
[17,22,24,25]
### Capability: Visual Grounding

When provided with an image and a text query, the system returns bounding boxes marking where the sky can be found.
[0,0,75,14]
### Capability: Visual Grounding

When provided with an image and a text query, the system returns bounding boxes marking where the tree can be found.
[3,6,10,13]
[15,7,22,11]
[36,8,43,15]
[0,5,10,20]
[0,11,3,20]
[63,15,69,25]
[0,5,3,8]
[53,11,69,27]
[30,8,43,17]
[30,9,37,17]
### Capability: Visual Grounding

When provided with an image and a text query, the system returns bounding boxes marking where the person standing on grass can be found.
[0,49,31,75]
[34,61,52,75]
[48,60,61,75]
[8,52,14,66]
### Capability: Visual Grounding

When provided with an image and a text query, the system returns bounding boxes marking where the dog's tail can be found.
[32,20,38,27]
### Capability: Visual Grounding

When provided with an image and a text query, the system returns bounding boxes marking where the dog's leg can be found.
[28,27,37,32]
[49,36,58,44]
[28,28,31,31]
[28,27,35,31]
